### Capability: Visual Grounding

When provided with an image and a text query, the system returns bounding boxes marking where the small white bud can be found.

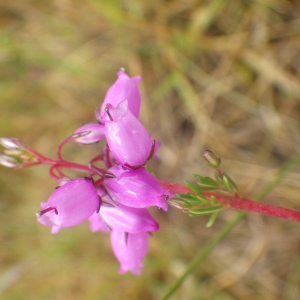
[0,155,19,168]
[0,138,23,150]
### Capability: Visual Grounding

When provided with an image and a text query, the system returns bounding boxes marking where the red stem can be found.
[21,146,300,223]
[159,180,300,222]
[57,136,73,160]
[44,159,91,173]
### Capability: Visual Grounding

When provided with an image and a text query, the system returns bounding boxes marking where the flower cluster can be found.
[35,70,174,275]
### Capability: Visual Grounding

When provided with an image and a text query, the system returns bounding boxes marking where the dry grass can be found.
[0,0,300,299]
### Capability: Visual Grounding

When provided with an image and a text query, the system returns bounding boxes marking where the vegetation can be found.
[1,0,300,299]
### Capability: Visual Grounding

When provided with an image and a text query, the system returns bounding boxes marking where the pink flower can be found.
[102,100,154,169]
[111,230,148,275]
[37,178,99,234]
[105,164,173,211]
[100,70,142,118]
[73,123,105,144]
[89,203,159,233]
[89,212,110,233]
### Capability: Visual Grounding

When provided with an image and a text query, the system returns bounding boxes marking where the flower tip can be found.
[73,124,105,144]
[0,155,20,168]
[119,67,125,73]
[203,150,221,169]
[50,224,61,234]
[118,265,142,276]
[159,197,169,211]
[0,138,23,150]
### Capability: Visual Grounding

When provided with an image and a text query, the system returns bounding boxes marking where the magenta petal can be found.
[111,230,148,276]
[73,123,105,144]
[101,204,159,233]
[89,212,110,233]
[37,178,99,234]
[102,100,153,168]
[100,70,142,118]
[153,140,161,158]
[38,202,62,234]
[105,165,172,211]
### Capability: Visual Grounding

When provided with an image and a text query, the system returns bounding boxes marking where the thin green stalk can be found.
[160,150,300,300]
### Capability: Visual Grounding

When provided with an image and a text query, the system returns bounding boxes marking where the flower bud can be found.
[89,212,110,233]
[0,138,24,150]
[73,123,105,144]
[100,70,142,118]
[0,155,20,168]
[89,204,159,233]
[37,178,99,234]
[104,164,173,211]
[101,100,153,169]
[203,150,221,169]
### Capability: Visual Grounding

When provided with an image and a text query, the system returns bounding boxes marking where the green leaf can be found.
[223,172,238,191]
[176,193,198,201]
[198,186,220,191]
[214,171,239,193]
[194,174,219,189]
[189,199,205,206]
[176,192,210,206]
[222,175,232,191]
[206,211,219,227]
[210,195,218,204]
[184,181,200,193]
[189,205,224,215]
[196,190,209,202]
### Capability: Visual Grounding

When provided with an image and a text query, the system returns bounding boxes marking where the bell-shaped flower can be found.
[111,230,148,275]
[37,178,100,234]
[104,164,173,211]
[100,70,142,118]
[89,211,110,233]
[102,100,153,169]
[89,202,159,233]
[73,123,105,144]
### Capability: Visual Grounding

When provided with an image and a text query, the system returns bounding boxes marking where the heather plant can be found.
[1,70,300,299]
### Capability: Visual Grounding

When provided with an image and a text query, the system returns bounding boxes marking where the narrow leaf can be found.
[210,195,218,204]
[223,172,238,191]
[184,181,200,193]
[222,175,232,191]
[206,211,219,227]
[189,205,224,215]
[177,193,198,201]
[194,174,219,188]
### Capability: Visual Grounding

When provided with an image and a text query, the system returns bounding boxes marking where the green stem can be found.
[159,150,300,300]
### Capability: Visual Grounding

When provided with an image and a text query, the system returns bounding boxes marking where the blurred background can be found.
[1,0,300,299]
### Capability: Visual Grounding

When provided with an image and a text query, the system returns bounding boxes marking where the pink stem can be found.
[159,180,300,222]
[49,165,61,181]
[90,154,104,164]
[44,159,91,173]
[21,147,300,223]
[57,136,73,160]
[216,167,223,178]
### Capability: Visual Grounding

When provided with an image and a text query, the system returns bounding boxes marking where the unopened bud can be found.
[0,155,20,168]
[73,123,105,144]
[0,138,24,150]
[203,150,221,169]
[4,149,23,156]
